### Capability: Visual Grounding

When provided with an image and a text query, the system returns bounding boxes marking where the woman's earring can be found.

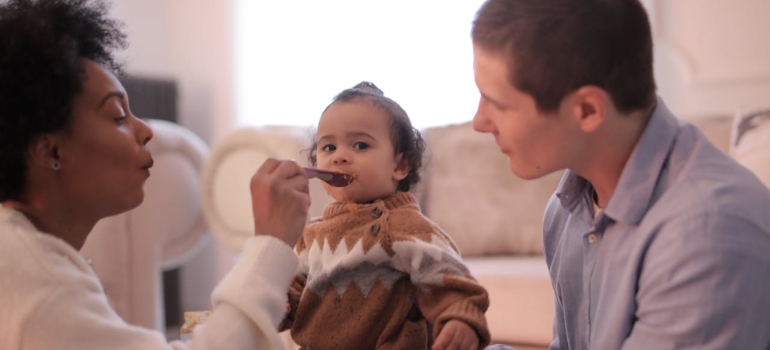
[52,160,61,170]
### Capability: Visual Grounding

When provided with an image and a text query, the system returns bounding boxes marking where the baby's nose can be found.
[332,152,349,164]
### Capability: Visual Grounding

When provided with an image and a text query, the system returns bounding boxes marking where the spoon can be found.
[303,167,355,187]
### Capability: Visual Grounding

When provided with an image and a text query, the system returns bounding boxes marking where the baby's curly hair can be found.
[309,82,426,192]
[0,0,126,201]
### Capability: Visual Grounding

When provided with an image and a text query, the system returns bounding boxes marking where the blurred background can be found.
[97,0,770,340]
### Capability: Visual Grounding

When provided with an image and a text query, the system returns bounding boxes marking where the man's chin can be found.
[509,162,551,181]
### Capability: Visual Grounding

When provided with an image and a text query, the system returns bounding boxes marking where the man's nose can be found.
[472,109,490,133]
[472,98,494,133]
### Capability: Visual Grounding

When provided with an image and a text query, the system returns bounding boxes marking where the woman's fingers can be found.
[250,158,310,246]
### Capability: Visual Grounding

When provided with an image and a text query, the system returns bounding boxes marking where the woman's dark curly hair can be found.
[308,81,426,192]
[0,0,127,201]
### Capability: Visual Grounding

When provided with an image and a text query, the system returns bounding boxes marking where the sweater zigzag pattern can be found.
[282,192,490,350]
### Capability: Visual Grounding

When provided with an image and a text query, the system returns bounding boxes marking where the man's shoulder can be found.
[641,158,770,252]
[651,133,770,231]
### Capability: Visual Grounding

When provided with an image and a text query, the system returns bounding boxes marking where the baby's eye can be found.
[353,142,369,150]
[321,144,336,152]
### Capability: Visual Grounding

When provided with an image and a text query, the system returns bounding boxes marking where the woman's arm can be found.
[19,235,297,350]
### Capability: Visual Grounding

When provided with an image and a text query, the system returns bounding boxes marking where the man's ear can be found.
[393,153,410,181]
[28,134,60,169]
[567,86,609,133]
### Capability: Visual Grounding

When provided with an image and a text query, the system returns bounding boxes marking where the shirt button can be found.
[371,207,383,218]
[587,234,598,244]
[370,223,380,234]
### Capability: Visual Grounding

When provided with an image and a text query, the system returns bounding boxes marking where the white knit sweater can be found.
[0,206,296,349]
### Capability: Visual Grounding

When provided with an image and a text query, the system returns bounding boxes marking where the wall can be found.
[109,0,770,140]
[110,0,235,144]
[643,0,770,119]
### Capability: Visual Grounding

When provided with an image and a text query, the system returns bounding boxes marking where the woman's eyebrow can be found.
[97,91,126,109]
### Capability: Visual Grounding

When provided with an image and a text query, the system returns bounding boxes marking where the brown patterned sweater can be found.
[279,192,490,349]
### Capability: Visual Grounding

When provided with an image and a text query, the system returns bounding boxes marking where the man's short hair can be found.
[472,0,656,114]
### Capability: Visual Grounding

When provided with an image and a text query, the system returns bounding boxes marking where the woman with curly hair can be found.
[0,0,310,348]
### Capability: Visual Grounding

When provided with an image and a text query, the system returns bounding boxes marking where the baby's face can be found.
[315,101,409,204]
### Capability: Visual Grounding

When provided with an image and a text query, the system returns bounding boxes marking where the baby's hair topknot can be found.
[350,81,384,96]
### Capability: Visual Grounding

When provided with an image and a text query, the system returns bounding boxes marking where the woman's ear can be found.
[28,134,60,169]
[392,153,410,181]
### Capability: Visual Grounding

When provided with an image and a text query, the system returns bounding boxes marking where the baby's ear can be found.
[392,153,409,181]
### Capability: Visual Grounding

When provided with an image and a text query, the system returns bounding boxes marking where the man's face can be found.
[471,46,581,180]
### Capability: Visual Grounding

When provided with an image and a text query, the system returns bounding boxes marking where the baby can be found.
[280,82,490,349]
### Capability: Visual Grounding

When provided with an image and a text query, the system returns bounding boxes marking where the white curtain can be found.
[234,0,486,129]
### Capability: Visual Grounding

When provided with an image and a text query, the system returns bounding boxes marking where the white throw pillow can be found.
[202,126,333,252]
[730,108,770,187]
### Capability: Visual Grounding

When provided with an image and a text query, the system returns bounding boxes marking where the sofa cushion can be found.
[730,108,770,187]
[688,115,733,152]
[465,256,554,345]
[419,122,562,257]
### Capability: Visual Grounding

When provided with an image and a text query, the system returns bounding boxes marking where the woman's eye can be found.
[353,142,369,150]
[321,144,336,152]
[114,116,127,125]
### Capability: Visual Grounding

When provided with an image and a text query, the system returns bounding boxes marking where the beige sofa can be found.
[201,109,768,348]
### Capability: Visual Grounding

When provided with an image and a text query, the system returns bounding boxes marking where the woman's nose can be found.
[133,115,154,146]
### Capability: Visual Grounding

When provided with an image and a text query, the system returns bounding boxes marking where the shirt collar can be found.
[555,96,680,225]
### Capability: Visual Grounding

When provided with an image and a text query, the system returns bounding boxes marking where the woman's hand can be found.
[432,320,479,350]
[249,158,310,246]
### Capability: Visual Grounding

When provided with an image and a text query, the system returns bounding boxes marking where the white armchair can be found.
[80,119,210,332]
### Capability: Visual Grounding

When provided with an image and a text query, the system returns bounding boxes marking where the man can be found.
[470,0,770,349]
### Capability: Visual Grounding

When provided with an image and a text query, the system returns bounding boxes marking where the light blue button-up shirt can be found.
[544,98,770,350]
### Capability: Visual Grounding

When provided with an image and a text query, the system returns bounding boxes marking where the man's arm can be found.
[549,296,563,350]
[622,213,770,349]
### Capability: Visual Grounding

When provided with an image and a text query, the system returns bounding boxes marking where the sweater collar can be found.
[322,191,419,218]
[0,206,41,234]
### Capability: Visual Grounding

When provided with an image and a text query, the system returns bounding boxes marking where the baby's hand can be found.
[432,320,479,350]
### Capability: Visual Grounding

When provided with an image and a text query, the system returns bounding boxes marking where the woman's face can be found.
[54,60,154,219]
[315,101,408,204]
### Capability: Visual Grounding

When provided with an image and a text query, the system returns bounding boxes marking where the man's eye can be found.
[353,142,369,150]
[321,144,336,152]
